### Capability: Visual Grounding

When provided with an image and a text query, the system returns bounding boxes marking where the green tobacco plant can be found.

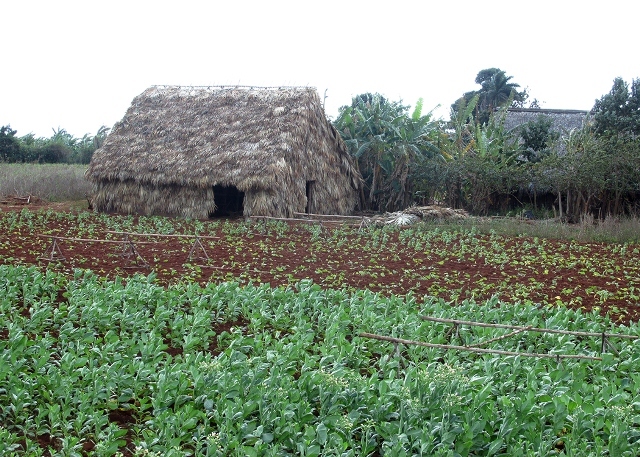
[2,264,640,455]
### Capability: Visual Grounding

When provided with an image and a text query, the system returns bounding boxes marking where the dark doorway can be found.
[210,185,244,218]
[305,181,316,214]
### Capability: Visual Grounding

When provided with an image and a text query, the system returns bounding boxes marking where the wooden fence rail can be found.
[37,230,219,267]
[292,212,366,220]
[420,315,639,340]
[105,230,220,240]
[359,332,603,361]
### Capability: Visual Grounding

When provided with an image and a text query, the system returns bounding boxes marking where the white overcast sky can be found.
[2,0,638,138]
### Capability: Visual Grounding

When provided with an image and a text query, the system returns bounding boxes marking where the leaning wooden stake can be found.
[359,332,603,361]
[187,235,210,263]
[38,237,66,262]
[119,236,150,269]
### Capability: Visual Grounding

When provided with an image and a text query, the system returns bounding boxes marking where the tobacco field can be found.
[1,207,640,456]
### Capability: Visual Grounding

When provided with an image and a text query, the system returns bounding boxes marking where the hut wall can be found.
[243,180,302,218]
[93,180,216,219]
[312,176,358,215]
[287,98,359,215]
[297,156,358,215]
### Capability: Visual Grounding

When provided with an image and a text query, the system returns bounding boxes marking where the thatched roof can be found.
[504,108,591,133]
[86,85,358,191]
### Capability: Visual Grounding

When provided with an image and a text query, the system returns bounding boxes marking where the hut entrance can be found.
[305,181,316,214]
[210,185,244,218]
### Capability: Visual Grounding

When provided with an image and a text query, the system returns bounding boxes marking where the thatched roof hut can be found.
[86,85,360,219]
[504,108,591,156]
[504,108,590,133]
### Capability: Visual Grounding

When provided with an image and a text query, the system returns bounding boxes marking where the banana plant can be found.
[473,107,520,165]
[334,94,442,211]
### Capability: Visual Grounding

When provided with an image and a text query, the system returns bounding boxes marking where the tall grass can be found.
[0,163,92,201]
[419,215,640,244]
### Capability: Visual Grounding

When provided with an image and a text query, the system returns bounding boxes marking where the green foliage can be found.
[420,102,526,214]
[518,114,559,162]
[533,124,640,221]
[434,72,531,214]
[387,74,640,218]
[0,125,21,163]
[349,92,387,108]
[334,94,442,211]
[1,126,110,164]
[445,94,480,158]
[0,163,93,201]
[1,263,639,455]
[593,77,640,138]
[435,74,640,218]
[472,108,520,162]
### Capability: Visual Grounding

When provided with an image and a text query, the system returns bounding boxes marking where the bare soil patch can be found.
[1,204,639,325]
[0,195,89,212]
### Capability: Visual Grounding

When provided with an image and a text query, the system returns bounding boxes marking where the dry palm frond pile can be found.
[367,205,470,226]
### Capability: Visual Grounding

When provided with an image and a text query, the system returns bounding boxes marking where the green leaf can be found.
[487,438,504,456]
[242,446,258,457]
[305,445,321,457]
[316,423,328,445]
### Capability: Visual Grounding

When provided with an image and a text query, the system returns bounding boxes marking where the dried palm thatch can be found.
[402,205,469,221]
[86,86,360,219]
[367,205,470,226]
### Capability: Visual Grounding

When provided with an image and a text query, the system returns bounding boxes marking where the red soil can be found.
[1,203,639,325]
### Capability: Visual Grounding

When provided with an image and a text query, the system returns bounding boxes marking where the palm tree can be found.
[452,68,527,126]
[479,70,525,115]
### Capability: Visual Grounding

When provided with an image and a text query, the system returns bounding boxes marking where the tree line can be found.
[333,69,640,220]
[0,126,109,164]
